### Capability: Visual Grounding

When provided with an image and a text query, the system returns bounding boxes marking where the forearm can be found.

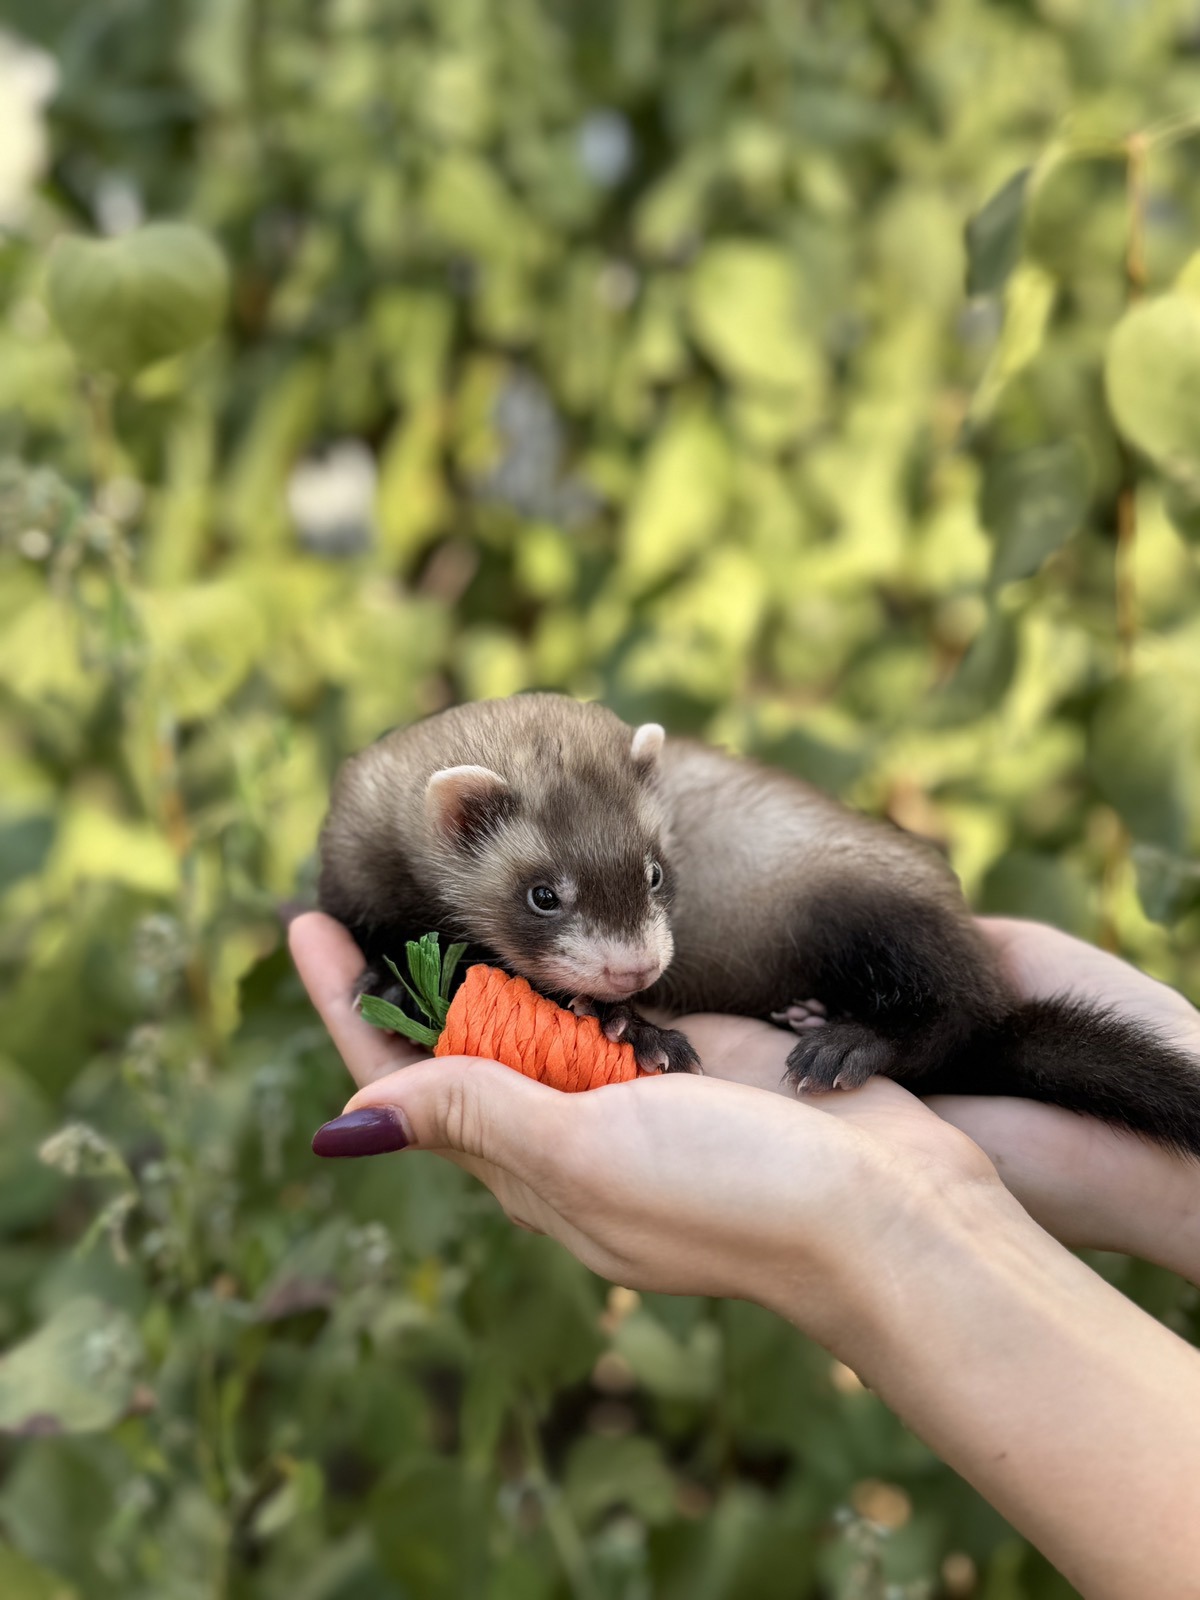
[767,1179,1200,1599]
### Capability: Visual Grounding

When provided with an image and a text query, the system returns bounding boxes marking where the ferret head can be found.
[423,705,674,1001]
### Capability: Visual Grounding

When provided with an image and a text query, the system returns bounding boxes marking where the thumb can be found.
[312,1055,575,1176]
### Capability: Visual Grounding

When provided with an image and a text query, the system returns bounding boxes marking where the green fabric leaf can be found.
[358,995,440,1049]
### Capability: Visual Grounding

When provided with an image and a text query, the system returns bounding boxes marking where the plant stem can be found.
[516,1398,601,1600]
[1123,131,1149,299]
[85,375,118,489]
[1098,809,1127,955]
[1114,469,1139,673]
[1114,130,1149,674]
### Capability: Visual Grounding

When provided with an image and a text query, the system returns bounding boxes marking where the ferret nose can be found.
[603,964,660,994]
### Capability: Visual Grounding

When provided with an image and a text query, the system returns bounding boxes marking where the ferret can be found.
[318,693,1200,1157]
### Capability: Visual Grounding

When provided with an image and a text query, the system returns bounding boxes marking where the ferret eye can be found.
[647,860,664,891]
[527,885,560,914]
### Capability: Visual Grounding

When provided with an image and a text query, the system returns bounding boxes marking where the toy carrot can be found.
[358,933,650,1091]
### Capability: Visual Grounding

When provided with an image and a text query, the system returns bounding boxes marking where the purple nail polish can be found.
[311,1107,410,1158]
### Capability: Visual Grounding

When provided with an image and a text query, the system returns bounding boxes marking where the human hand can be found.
[919,919,1200,1282]
[288,911,1000,1348]
[290,912,1200,1597]
[675,920,1200,1283]
[290,911,1200,1288]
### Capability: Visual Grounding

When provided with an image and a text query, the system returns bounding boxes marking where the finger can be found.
[288,911,427,1088]
[320,1061,645,1274]
[976,917,1200,1045]
[975,917,1094,998]
[332,1055,577,1180]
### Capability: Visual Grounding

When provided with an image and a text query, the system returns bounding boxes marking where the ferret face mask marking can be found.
[518,848,675,1000]
[423,724,674,1001]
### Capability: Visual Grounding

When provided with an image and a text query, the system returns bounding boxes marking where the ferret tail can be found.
[936,999,1200,1160]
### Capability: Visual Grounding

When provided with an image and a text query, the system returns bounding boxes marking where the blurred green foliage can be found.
[2,1,1200,1595]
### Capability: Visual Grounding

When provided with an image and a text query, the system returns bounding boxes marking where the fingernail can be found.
[311,1107,410,1158]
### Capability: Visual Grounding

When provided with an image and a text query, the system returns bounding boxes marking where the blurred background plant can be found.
[2,1,1200,1596]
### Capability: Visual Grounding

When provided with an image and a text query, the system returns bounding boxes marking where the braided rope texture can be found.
[435,965,645,1090]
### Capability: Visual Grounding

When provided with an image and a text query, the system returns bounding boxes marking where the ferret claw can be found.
[572,998,700,1075]
[785,1021,895,1095]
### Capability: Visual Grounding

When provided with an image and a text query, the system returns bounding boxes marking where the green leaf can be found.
[0,1297,142,1436]
[564,1435,676,1529]
[1162,480,1200,545]
[968,262,1056,423]
[0,1059,61,1236]
[140,581,266,721]
[621,406,731,592]
[0,813,55,897]
[931,612,1019,724]
[46,223,229,379]
[371,1457,486,1599]
[0,1541,78,1600]
[1131,843,1200,924]
[1088,676,1193,852]
[1105,295,1200,480]
[687,240,822,398]
[978,851,1090,934]
[613,1309,720,1402]
[250,1460,324,1540]
[981,439,1090,588]
[1175,247,1200,303]
[1024,152,1127,284]
[965,168,1030,296]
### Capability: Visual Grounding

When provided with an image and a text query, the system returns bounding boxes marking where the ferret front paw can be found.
[569,998,701,1075]
[355,960,408,1012]
[786,1022,894,1094]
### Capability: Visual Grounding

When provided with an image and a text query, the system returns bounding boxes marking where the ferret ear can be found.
[630,723,665,772]
[426,765,512,846]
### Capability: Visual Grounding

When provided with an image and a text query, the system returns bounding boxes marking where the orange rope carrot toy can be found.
[359,933,652,1091]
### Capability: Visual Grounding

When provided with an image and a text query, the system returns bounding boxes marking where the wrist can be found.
[840,1175,1035,1381]
[749,1134,1018,1361]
